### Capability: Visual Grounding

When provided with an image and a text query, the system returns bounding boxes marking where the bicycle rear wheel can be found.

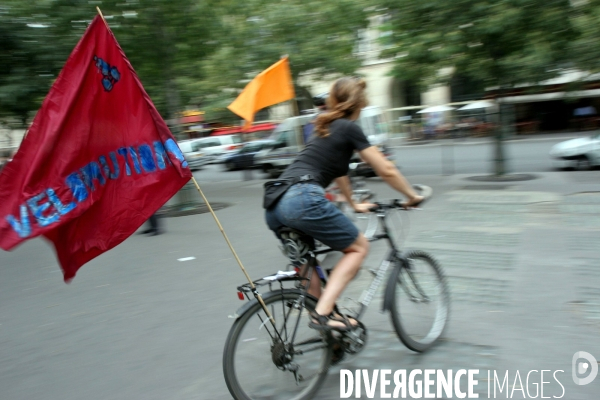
[223,290,332,400]
[388,250,450,352]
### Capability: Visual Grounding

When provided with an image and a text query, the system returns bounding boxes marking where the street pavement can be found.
[1,169,600,399]
[388,131,592,148]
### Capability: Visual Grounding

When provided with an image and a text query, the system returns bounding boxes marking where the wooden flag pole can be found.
[189,176,254,286]
[96,6,107,25]
[190,177,275,323]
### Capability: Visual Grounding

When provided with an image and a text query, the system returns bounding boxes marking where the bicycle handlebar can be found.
[368,184,433,212]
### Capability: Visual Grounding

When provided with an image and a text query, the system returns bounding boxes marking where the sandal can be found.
[332,305,359,329]
[308,311,354,332]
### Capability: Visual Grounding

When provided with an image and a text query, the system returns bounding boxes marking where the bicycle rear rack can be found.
[236,272,305,294]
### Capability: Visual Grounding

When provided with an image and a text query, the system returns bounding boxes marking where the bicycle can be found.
[222,185,450,400]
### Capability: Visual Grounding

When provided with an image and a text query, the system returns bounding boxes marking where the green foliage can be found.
[37,0,222,120]
[201,93,240,125]
[380,0,579,92]
[0,0,372,124]
[0,1,57,125]
[197,0,370,101]
[569,0,600,74]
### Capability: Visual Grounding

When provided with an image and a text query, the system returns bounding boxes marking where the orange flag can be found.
[228,57,295,127]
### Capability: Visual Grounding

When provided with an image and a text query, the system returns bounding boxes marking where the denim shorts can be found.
[265,182,359,251]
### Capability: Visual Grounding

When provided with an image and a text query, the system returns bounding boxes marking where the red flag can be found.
[0,16,192,281]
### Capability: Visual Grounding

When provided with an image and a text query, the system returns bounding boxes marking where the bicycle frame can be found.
[233,203,414,349]
[309,208,410,319]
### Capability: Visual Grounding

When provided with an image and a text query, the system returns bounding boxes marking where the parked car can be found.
[177,139,210,170]
[549,133,600,170]
[195,135,243,163]
[222,140,275,171]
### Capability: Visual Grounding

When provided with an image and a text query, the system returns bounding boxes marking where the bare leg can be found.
[314,234,369,322]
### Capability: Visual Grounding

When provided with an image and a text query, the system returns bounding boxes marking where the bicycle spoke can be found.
[389,251,449,352]
[277,300,289,342]
[224,291,331,400]
[401,268,431,303]
[253,309,276,342]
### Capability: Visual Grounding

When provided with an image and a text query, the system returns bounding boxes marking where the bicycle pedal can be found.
[340,321,367,355]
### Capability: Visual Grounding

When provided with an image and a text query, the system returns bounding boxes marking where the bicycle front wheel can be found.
[388,250,450,352]
[223,290,332,400]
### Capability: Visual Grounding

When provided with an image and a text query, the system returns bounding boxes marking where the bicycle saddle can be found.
[276,227,315,266]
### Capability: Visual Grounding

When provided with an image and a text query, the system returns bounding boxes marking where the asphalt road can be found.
[2,135,599,400]
[393,138,564,176]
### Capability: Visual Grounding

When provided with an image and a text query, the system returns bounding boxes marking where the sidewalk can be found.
[388,130,596,148]
[305,171,600,399]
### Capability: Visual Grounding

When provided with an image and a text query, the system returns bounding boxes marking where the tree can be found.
[568,0,600,74]
[1,0,373,129]
[0,1,58,127]
[42,0,222,133]
[196,0,372,111]
[0,0,223,131]
[380,0,579,175]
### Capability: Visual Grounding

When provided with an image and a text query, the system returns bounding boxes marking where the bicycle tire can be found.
[388,250,450,352]
[223,289,333,400]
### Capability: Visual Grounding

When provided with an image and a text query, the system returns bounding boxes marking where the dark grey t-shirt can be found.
[280,118,372,187]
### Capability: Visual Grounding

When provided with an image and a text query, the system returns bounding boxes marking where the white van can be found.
[195,135,243,163]
[177,139,210,170]
[255,105,393,178]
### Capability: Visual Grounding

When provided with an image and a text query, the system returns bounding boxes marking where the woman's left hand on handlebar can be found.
[353,202,375,213]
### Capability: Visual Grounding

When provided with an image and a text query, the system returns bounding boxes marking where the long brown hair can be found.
[314,77,368,138]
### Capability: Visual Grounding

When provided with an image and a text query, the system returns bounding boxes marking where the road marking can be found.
[178,257,196,262]
[96,284,110,288]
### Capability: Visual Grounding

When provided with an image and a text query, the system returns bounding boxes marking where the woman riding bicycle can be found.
[265,77,423,331]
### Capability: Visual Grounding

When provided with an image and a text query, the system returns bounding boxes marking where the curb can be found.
[389,134,589,148]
